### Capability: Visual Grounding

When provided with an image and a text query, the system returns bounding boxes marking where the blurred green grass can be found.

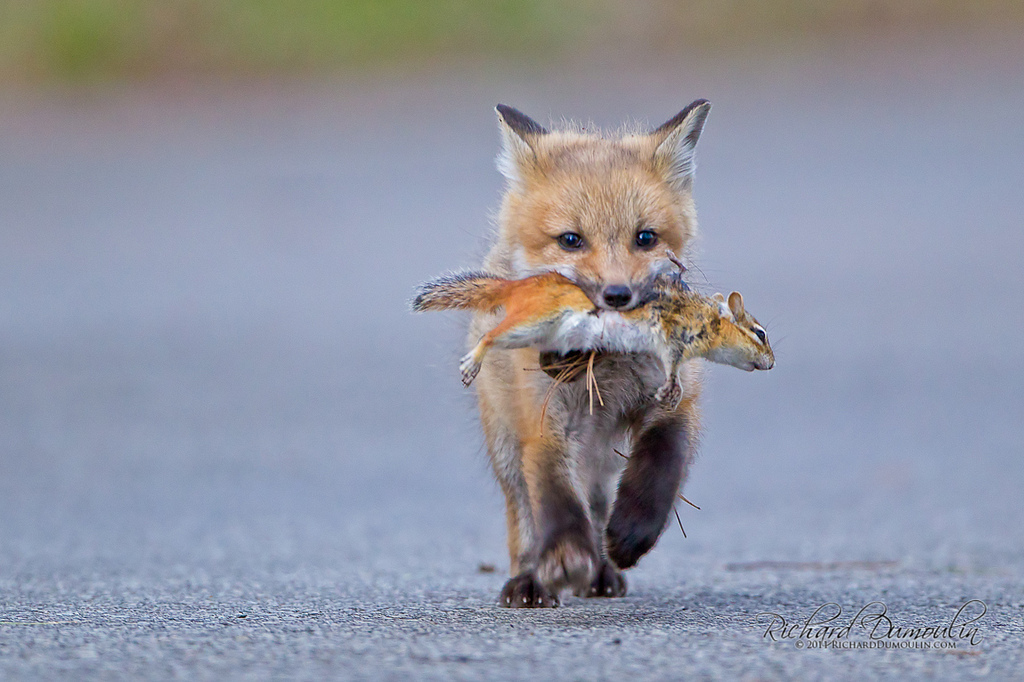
[0,0,602,81]
[0,0,1020,82]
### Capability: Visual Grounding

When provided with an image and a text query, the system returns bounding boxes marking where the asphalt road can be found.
[1,42,1023,679]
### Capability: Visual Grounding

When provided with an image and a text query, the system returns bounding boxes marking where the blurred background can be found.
[1,1,1022,677]
[0,1,1022,81]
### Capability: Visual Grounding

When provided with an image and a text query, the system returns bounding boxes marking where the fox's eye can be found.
[752,327,767,344]
[635,229,658,249]
[557,232,584,250]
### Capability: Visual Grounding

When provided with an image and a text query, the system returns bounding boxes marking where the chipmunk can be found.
[412,261,773,409]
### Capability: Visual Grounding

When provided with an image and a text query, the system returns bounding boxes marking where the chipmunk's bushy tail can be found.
[411,272,508,313]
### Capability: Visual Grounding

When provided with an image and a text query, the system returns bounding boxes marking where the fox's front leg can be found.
[494,433,599,607]
[521,433,599,598]
[479,399,558,607]
[478,349,598,607]
[606,397,698,569]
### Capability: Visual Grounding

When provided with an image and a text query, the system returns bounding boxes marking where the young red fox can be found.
[439,101,719,607]
[413,269,773,408]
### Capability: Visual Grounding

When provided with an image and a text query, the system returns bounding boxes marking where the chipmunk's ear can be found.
[728,292,745,318]
[495,104,547,188]
[651,99,711,192]
[712,292,731,319]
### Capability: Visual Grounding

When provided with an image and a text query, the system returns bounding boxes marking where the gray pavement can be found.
[1,43,1023,679]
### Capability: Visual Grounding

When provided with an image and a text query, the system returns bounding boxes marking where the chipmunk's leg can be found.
[654,348,684,408]
[606,393,699,569]
[459,312,532,386]
[459,339,489,386]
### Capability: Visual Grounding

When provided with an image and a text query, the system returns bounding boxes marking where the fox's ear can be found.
[728,291,745,318]
[651,99,711,191]
[495,104,547,187]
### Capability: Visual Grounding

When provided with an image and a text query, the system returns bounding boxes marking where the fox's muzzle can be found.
[601,284,633,310]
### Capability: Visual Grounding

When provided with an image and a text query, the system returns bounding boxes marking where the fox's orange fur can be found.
[454,102,717,607]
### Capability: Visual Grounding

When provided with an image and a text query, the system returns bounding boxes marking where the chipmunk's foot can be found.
[654,379,682,408]
[576,560,627,598]
[500,572,560,608]
[459,353,482,386]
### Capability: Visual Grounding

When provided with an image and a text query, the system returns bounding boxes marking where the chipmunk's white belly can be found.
[537,310,659,355]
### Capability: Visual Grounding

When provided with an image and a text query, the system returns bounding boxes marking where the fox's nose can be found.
[602,285,633,309]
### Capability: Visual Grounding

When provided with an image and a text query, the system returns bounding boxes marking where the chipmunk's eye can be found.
[557,232,584,250]
[752,327,767,344]
[635,229,658,249]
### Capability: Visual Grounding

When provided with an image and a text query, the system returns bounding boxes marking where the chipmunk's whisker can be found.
[688,261,710,286]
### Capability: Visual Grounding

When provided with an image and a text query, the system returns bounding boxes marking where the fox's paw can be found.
[459,353,482,387]
[536,533,597,595]
[499,572,560,608]
[606,512,663,570]
[654,379,682,408]
[575,560,627,598]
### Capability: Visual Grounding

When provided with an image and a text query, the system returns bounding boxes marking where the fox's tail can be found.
[411,272,509,313]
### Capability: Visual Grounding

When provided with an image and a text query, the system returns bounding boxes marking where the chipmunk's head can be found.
[709,292,774,371]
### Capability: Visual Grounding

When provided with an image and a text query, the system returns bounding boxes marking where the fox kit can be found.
[413,269,774,405]
[458,101,713,606]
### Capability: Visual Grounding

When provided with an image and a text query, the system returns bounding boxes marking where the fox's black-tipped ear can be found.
[651,99,711,191]
[496,104,548,137]
[495,104,547,187]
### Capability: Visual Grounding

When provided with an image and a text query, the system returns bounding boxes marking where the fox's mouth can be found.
[572,279,646,312]
[575,283,637,311]
[594,301,639,312]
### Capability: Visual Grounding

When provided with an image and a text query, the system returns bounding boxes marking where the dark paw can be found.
[605,515,661,570]
[606,419,687,569]
[576,561,627,598]
[536,533,598,594]
[499,572,560,608]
